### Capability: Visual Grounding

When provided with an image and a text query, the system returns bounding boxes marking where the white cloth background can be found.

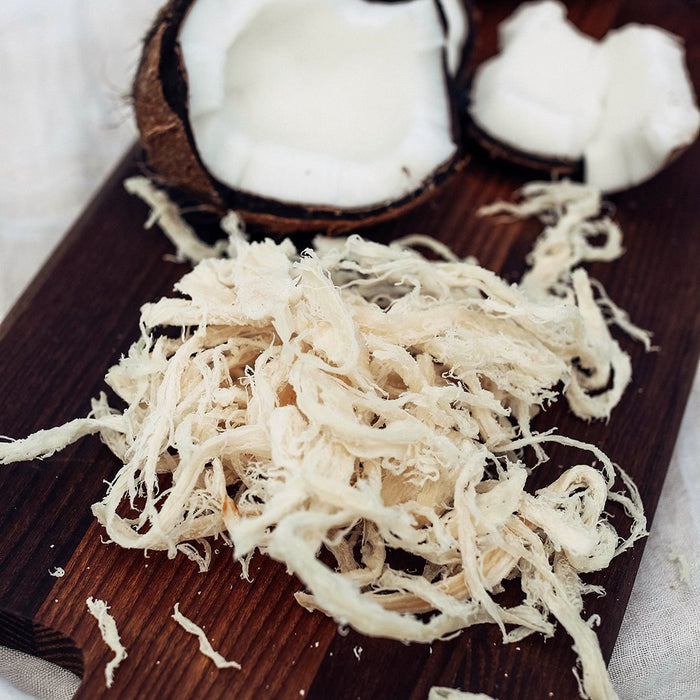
[0,2,698,699]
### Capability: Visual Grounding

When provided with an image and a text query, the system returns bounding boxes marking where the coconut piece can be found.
[585,24,700,192]
[468,0,699,192]
[470,1,606,164]
[133,0,472,233]
[182,0,454,208]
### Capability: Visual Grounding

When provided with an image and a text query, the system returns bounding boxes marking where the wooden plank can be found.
[0,1,698,698]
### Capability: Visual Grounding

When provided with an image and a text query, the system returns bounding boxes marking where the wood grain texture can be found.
[0,1,698,698]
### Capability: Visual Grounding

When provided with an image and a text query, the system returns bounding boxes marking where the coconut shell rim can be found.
[464,101,583,178]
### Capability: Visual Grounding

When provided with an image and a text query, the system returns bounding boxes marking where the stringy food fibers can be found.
[0,180,648,700]
[86,597,128,688]
[172,603,242,669]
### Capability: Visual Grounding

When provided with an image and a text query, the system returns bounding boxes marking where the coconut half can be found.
[134,0,473,233]
[468,0,700,192]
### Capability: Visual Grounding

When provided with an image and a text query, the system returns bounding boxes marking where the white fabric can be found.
[0,0,162,319]
[0,648,79,700]
[608,370,700,700]
[0,2,697,699]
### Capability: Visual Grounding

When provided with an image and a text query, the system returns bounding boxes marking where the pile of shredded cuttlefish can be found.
[0,179,649,700]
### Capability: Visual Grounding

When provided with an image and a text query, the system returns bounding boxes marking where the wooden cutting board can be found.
[0,1,698,698]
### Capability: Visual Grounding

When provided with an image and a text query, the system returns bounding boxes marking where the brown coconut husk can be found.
[134,3,223,209]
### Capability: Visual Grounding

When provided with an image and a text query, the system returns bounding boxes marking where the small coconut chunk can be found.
[180,0,458,208]
[470,1,607,160]
[585,25,700,192]
[469,0,699,191]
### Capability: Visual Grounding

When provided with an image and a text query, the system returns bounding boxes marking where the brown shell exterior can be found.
[133,0,473,234]
[134,1,223,208]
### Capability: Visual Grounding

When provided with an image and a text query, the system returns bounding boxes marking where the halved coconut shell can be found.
[466,0,699,193]
[134,0,475,234]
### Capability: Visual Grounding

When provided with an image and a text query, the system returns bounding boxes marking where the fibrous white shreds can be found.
[172,603,241,670]
[0,180,649,700]
[123,177,239,264]
[86,597,128,689]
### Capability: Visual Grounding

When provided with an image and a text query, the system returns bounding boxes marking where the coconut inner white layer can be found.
[180,0,459,209]
[469,0,700,192]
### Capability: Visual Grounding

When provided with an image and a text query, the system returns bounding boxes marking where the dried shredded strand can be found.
[0,414,125,465]
[86,597,127,688]
[177,539,212,573]
[124,176,233,263]
[479,180,624,294]
[172,603,241,670]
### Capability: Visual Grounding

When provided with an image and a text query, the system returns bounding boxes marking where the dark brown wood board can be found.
[0,1,698,698]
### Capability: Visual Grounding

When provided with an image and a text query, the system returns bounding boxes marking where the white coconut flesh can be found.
[438,0,470,77]
[180,0,464,209]
[469,0,700,192]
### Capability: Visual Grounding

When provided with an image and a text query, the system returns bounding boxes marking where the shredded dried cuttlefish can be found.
[0,180,649,700]
[172,603,241,670]
[86,597,128,688]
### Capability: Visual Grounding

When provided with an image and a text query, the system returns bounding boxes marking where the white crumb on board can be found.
[86,596,127,688]
[48,567,65,578]
[353,645,363,661]
[172,603,241,670]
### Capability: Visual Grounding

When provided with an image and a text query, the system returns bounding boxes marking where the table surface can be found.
[0,2,698,699]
